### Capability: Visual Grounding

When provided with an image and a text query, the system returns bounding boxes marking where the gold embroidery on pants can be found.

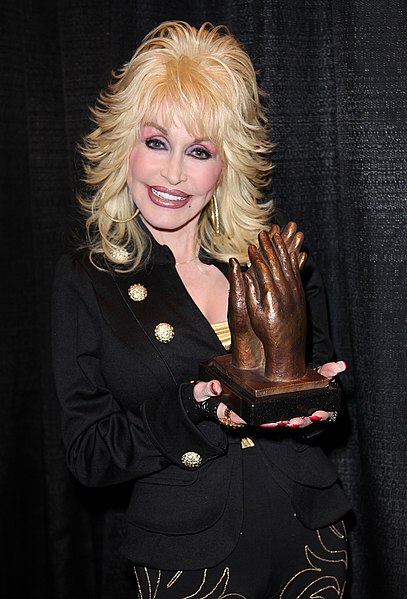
[183,567,228,598]
[181,569,207,597]
[329,521,347,540]
[167,570,183,588]
[135,565,248,598]
[315,529,348,569]
[134,567,143,598]
[134,566,161,599]
[279,521,348,598]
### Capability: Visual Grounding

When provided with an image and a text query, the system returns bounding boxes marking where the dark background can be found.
[1,0,406,597]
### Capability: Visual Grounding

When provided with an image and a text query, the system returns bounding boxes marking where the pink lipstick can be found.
[146,185,191,209]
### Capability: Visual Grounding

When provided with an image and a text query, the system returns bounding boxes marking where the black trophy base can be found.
[200,355,341,425]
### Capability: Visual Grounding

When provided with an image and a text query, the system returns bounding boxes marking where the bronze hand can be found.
[243,223,307,382]
[228,257,264,370]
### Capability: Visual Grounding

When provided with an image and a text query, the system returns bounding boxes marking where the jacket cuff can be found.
[141,385,227,469]
[181,382,205,424]
[180,382,221,424]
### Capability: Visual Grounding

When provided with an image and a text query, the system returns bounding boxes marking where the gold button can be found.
[128,284,148,302]
[181,452,202,468]
[110,247,130,263]
[154,322,174,343]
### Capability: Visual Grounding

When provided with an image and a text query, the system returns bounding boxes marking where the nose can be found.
[160,152,187,185]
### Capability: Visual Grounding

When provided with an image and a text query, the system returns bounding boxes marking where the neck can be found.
[141,217,199,264]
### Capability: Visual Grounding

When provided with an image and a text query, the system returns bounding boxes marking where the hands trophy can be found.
[200,222,341,425]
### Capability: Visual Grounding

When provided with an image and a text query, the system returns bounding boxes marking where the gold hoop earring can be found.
[102,207,140,223]
[210,194,220,236]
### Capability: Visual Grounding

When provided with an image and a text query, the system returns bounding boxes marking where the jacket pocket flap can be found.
[126,449,239,535]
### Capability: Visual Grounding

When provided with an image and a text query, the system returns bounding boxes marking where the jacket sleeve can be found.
[51,254,227,487]
[300,254,338,442]
[301,253,334,367]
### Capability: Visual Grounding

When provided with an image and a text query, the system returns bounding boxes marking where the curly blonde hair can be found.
[79,20,274,270]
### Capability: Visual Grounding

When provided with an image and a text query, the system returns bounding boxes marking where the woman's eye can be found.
[190,147,212,160]
[145,138,166,150]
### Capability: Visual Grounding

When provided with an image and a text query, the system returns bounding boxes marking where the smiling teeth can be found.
[151,188,187,201]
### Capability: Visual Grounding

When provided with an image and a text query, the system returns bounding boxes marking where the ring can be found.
[219,406,245,428]
[326,411,338,423]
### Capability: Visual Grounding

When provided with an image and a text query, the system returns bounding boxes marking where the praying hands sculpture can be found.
[201,222,340,423]
[228,222,307,381]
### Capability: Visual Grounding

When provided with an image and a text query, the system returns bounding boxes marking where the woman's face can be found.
[127,112,223,235]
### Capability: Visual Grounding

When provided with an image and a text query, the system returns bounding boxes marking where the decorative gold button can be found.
[110,247,130,263]
[128,284,148,302]
[154,322,174,343]
[181,452,202,468]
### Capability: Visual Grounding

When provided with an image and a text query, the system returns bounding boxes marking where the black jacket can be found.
[52,237,350,569]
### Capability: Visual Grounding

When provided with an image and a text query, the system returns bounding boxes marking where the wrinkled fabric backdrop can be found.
[1,0,405,597]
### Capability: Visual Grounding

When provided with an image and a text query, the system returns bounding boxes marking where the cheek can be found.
[199,163,223,191]
[127,147,147,186]
[127,150,137,186]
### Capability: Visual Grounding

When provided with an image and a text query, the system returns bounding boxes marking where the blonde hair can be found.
[79,21,274,270]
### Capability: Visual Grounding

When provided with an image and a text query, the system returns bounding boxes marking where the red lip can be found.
[146,185,191,209]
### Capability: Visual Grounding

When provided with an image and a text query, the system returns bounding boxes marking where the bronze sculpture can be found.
[201,222,340,424]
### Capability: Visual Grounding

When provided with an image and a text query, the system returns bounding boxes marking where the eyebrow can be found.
[144,122,168,135]
[143,122,212,145]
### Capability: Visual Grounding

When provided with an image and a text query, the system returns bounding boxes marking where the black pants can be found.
[134,445,348,599]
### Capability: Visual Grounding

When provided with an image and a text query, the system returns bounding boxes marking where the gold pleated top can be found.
[211,320,231,351]
[210,320,254,448]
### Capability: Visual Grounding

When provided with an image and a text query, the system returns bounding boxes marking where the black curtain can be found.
[1,1,405,597]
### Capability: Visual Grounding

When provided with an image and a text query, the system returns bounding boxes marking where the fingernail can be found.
[260,422,279,428]
[309,415,322,421]
[339,360,347,370]
[277,421,287,427]
[288,423,300,428]
[211,382,219,396]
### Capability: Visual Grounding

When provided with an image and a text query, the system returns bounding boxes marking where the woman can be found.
[52,21,350,598]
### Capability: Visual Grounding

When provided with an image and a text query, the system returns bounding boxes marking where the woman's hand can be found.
[318,360,346,380]
[193,380,222,403]
[260,360,346,428]
[194,360,345,428]
[193,380,246,426]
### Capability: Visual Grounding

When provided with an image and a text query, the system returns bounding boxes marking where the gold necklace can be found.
[175,256,197,265]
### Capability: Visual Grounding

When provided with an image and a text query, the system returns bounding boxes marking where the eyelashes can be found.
[144,137,214,160]
[189,147,212,160]
[145,138,166,150]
